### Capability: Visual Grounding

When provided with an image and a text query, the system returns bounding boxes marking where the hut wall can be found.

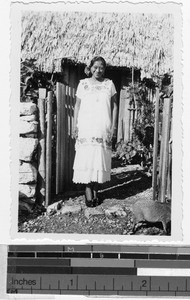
[117,74,131,142]
[117,70,140,142]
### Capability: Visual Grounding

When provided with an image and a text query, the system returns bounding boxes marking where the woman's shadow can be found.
[98,158,152,201]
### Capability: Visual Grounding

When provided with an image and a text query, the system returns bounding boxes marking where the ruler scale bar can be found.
[7,245,190,296]
[7,274,190,294]
[11,289,190,296]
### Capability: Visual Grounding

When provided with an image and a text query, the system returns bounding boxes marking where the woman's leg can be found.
[85,183,94,207]
[85,182,100,207]
[92,182,98,199]
[92,182,102,206]
[85,183,93,201]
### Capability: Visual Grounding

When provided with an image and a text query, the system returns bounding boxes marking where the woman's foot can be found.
[92,197,100,207]
[85,182,101,207]
[85,197,101,207]
[85,196,94,207]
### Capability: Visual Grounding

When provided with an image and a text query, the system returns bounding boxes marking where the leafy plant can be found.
[115,73,173,171]
[115,137,151,167]
[116,80,156,168]
[20,58,63,99]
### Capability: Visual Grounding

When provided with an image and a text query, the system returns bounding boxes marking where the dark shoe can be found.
[84,195,94,208]
[92,197,101,207]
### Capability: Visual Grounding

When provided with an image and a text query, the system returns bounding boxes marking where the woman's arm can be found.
[111,93,118,138]
[72,97,81,139]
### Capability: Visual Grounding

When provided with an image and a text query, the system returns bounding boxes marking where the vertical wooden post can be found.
[117,77,131,143]
[167,120,172,200]
[60,83,66,192]
[117,90,125,142]
[56,82,66,194]
[129,106,132,141]
[56,82,61,194]
[150,89,153,103]
[148,89,150,102]
[152,88,160,200]
[131,102,135,141]
[131,67,134,141]
[67,86,72,183]
[132,67,134,86]
[45,91,53,207]
[70,87,76,182]
[37,88,46,205]
[65,85,69,186]
[127,101,131,141]
[159,98,171,203]
[158,108,167,201]
[134,96,138,122]
[167,140,172,200]
[68,87,74,183]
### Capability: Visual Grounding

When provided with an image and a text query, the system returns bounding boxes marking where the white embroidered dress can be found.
[73,78,117,184]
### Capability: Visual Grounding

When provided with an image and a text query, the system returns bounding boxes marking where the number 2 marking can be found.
[142,280,147,288]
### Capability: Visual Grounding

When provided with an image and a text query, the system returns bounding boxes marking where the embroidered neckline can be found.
[80,78,111,93]
[87,78,109,86]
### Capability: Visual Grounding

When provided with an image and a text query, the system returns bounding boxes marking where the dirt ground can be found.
[18,165,168,236]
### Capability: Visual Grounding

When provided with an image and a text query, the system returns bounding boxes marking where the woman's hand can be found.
[111,94,118,140]
[111,125,117,139]
[73,97,81,139]
[72,125,78,139]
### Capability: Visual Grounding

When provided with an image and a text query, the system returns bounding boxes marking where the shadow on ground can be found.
[18,160,152,230]
[63,169,152,202]
[99,170,152,201]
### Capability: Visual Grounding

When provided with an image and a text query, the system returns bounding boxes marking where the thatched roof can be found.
[21,11,174,77]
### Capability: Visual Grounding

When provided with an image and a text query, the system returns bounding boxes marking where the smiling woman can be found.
[72,56,118,207]
[85,56,106,79]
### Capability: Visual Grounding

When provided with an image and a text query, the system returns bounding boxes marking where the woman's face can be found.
[90,60,105,80]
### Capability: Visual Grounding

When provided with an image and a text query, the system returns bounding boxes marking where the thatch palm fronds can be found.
[21,11,174,77]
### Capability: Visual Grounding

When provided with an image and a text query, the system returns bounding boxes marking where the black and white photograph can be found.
[11,2,182,238]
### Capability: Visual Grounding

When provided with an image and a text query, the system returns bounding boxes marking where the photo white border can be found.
[2,0,190,299]
[10,1,182,242]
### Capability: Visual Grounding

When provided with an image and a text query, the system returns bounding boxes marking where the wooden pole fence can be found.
[152,88,160,200]
[159,97,171,203]
[65,85,69,186]
[56,82,66,194]
[37,88,46,205]
[56,82,61,194]
[60,83,66,193]
[45,91,53,207]
[157,111,166,201]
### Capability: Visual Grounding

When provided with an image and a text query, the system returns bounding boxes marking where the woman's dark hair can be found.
[84,56,106,77]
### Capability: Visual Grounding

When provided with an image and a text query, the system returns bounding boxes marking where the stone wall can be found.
[19,102,39,211]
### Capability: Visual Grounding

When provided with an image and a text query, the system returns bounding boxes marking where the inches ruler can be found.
[7,244,190,296]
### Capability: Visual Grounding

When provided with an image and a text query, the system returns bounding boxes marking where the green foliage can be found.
[116,80,156,166]
[129,81,155,147]
[115,137,151,166]
[116,74,173,168]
